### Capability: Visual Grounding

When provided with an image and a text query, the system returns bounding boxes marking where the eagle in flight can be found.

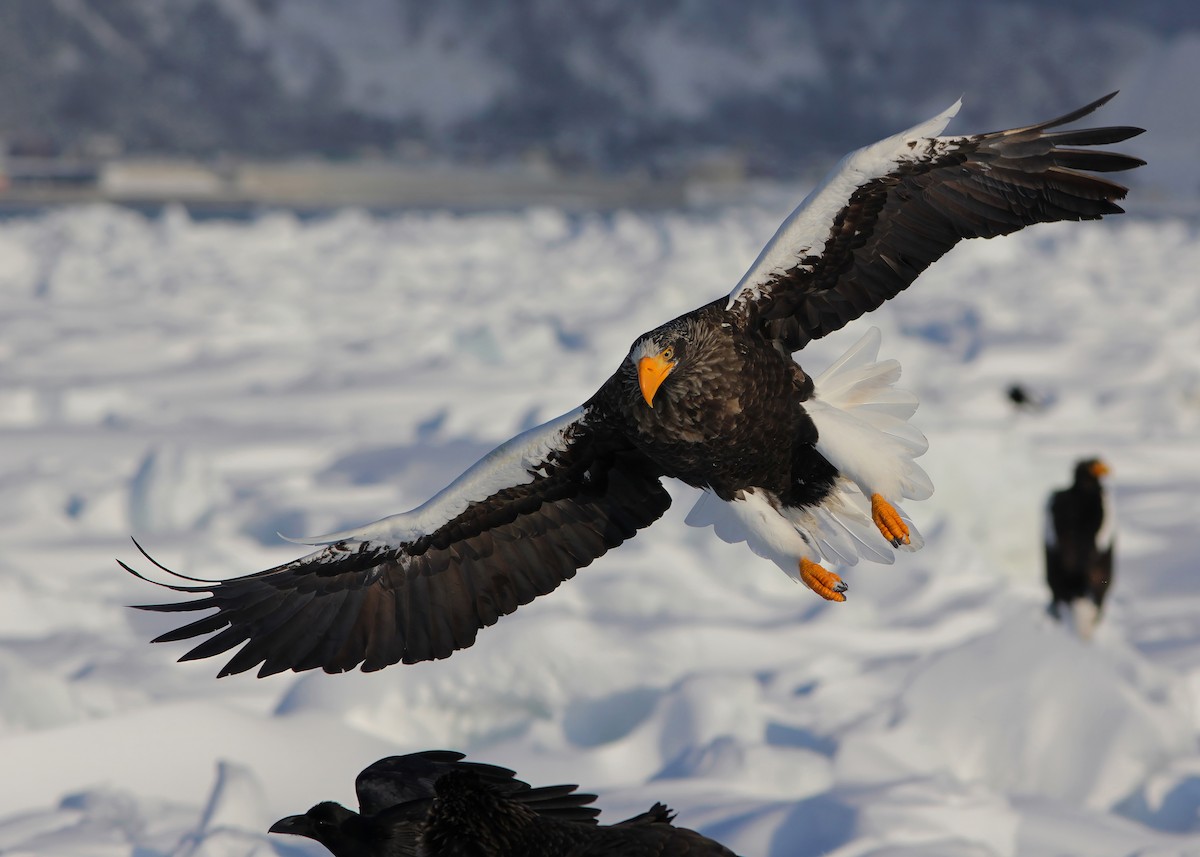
[125,93,1143,676]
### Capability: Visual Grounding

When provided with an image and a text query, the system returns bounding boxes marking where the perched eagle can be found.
[1045,458,1116,640]
[124,93,1144,676]
[269,750,737,857]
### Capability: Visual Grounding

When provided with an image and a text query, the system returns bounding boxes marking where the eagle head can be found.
[628,316,704,408]
[630,337,679,408]
[1074,457,1110,487]
[626,314,733,412]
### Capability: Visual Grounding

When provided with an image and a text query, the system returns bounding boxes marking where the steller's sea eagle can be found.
[124,93,1144,676]
[269,750,738,857]
[1045,457,1116,640]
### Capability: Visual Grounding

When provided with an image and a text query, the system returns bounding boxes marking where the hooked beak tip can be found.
[637,353,673,408]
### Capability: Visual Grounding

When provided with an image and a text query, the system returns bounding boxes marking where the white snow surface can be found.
[2,200,1200,856]
[295,407,585,549]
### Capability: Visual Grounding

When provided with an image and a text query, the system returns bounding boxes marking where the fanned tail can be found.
[809,327,933,507]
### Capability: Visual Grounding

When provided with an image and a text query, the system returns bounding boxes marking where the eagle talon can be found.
[799,558,847,602]
[871,493,910,547]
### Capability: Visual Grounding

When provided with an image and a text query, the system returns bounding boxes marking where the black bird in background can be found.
[125,93,1144,677]
[1045,458,1115,640]
[269,750,738,856]
[1006,383,1050,413]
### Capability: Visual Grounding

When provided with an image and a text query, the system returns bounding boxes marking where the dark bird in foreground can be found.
[268,750,738,857]
[268,750,598,856]
[124,93,1144,676]
[1045,458,1116,640]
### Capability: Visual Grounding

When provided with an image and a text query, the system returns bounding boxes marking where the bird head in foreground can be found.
[269,800,404,857]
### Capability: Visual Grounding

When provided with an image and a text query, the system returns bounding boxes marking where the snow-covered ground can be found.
[1,197,1199,856]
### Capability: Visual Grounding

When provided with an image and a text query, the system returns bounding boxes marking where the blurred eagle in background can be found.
[1045,458,1116,640]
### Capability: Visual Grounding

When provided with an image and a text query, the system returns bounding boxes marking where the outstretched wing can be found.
[727,92,1145,352]
[356,751,600,823]
[123,408,671,677]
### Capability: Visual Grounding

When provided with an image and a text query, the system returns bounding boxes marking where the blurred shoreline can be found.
[1,156,1191,221]
[0,156,721,216]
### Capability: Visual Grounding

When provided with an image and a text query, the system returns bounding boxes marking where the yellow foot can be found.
[872,493,911,548]
[799,558,847,602]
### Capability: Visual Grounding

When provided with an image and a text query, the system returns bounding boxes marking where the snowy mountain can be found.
[1,0,1197,196]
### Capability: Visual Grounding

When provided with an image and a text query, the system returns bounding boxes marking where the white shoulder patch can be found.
[286,408,587,549]
[726,98,963,310]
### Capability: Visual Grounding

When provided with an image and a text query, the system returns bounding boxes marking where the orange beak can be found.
[1090,460,1110,478]
[637,351,675,408]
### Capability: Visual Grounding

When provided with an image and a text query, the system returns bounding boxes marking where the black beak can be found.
[268,814,311,836]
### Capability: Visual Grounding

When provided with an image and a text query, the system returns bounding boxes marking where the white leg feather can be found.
[1071,600,1101,642]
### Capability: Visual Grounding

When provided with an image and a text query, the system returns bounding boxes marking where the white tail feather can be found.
[809,328,932,503]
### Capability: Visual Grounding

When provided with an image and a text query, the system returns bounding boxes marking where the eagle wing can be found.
[123,408,671,677]
[726,92,1145,352]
